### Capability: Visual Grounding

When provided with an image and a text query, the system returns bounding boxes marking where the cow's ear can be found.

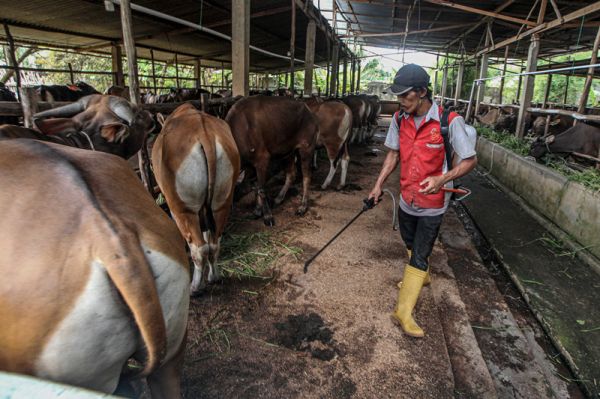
[101,122,129,143]
[545,135,555,144]
[35,118,79,136]
[156,113,166,127]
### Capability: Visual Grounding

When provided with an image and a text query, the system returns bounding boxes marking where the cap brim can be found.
[387,84,413,95]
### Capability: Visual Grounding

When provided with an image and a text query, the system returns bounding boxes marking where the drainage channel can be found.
[452,202,587,398]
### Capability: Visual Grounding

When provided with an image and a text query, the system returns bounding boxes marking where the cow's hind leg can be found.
[296,145,313,216]
[321,159,337,190]
[337,142,350,190]
[254,156,274,226]
[171,210,209,295]
[274,156,296,206]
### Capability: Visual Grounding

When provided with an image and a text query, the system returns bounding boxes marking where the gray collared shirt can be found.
[384,102,476,216]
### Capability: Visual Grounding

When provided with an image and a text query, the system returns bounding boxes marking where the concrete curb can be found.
[476,137,600,273]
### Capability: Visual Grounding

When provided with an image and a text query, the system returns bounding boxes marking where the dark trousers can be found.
[398,207,444,271]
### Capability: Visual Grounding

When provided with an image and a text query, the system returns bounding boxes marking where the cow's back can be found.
[226,95,317,160]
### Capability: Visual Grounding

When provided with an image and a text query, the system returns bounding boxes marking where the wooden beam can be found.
[423,0,537,27]
[454,61,464,105]
[232,0,250,96]
[577,25,600,114]
[111,44,124,87]
[476,2,600,57]
[330,43,339,96]
[537,0,548,24]
[119,0,140,105]
[3,24,21,101]
[343,23,464,38]
[304,19,316,95]
[498,46,509,104]
[549,0,562,21]
[516,35,540,138]
[542,73,553,108]
[342,56,348,95]
[290,0,296,91]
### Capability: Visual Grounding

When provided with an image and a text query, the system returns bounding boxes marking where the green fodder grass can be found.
[217,230,303,280]
[476,126,600,192]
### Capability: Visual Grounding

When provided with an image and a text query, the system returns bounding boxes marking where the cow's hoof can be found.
[336,184,345,191]
[321,184,329,190]
[190,288,205,297]
[263,216,275,227]
[274,195,285,206]
[252,208,263,219]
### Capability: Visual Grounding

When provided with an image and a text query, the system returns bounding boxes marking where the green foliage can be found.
[477,126,530,156]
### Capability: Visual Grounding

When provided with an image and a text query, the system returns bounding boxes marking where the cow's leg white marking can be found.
[190,243,209,293]
[207,236,222,283]
[321,159,337,189]
[338,158,349,189]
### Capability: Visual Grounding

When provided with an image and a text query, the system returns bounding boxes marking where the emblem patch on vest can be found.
[430,127,441,141]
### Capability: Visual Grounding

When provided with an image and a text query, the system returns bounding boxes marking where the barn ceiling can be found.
[0,0,350,72]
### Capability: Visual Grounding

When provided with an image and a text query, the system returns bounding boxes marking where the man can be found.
[368,64,477,338]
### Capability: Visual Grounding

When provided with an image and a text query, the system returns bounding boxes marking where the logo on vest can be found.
[430,127,441,142]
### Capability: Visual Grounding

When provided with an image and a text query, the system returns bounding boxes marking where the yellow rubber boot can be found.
[392,265,427,338]
[398,250,431,288]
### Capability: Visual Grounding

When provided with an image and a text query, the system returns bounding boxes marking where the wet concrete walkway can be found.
[460,169,600,397]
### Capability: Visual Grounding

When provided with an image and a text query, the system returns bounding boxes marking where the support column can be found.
[498,46,509,104]
[330,43,339,97]
[3,24,21,100]
[516,61,524,102]
[563,76,570,105]
[150,49,157,93]
[289,0,296,92]
[119,0,140,105]
[325,39,331,96]
[577,26,600,114]
[454,61,464,106]
[474,52,489,116]
[356,59,361,93]
[433,54,439,99]
[542,74,552,108]
[516,35,540,138]
[232,0,250,97]
[441,66,449,103]
[304,19,316,96]
[342,56,348,96]
[194,58,202,89]
[350,56,355,93]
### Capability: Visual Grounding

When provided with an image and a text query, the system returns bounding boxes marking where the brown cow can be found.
[304,100,353,189]
[530,122,600,161]
[0,139,189,397]
[531,115,572,136]
[226,95,318,226]
[152,103,240,295]
[26,94,155,160]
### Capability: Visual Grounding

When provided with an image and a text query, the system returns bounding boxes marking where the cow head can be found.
[529,134,554,159]
[33,94,155,159]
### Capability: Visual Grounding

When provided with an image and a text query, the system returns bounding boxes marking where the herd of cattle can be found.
[0,81,381,397]
[450,101,600,164]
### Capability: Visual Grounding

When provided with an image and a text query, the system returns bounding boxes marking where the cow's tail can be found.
[95,215,167,379]
[198,113,218,232]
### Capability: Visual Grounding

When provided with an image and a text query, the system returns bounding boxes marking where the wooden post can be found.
[19,87,37,128]
[563,75,570,105]
[289,0,296,92]
[542,74,553,108]
[516,61,524,102]
[330,43,339,97]
[577,26,600,114]
[516,34,540,138]
[498,46,509,104]
[111,43,124,87]
[325,39,331,96]
[465,77,477,123]
[3,24,21,101]
[194,58,201,89]
[119,0,140,105]
[68,63,75,84]
[342,56,348,95]
[454,61,464,106]
[356,59,361,93]
[433,53,439,99]
[232,0,250,96]
[221,62,225,89]
[174,53,180,89]
[150,49,158,93]
[304,19,316,95]
[474,53,489,116]
[441,66,449,102]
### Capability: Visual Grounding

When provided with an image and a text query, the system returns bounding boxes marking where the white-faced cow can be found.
[152,103,240,295]
[0,139,189,397]
[226,95,318,226]
[530,122,600,162]
[304,100,353,189]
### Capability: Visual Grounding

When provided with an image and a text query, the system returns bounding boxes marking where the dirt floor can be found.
[179,123,584,399]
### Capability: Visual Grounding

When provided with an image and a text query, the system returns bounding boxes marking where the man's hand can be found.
[419,175,446,195]
[368,187,383,204]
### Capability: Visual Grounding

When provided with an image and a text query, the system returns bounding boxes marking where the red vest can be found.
[395,108,458,209]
